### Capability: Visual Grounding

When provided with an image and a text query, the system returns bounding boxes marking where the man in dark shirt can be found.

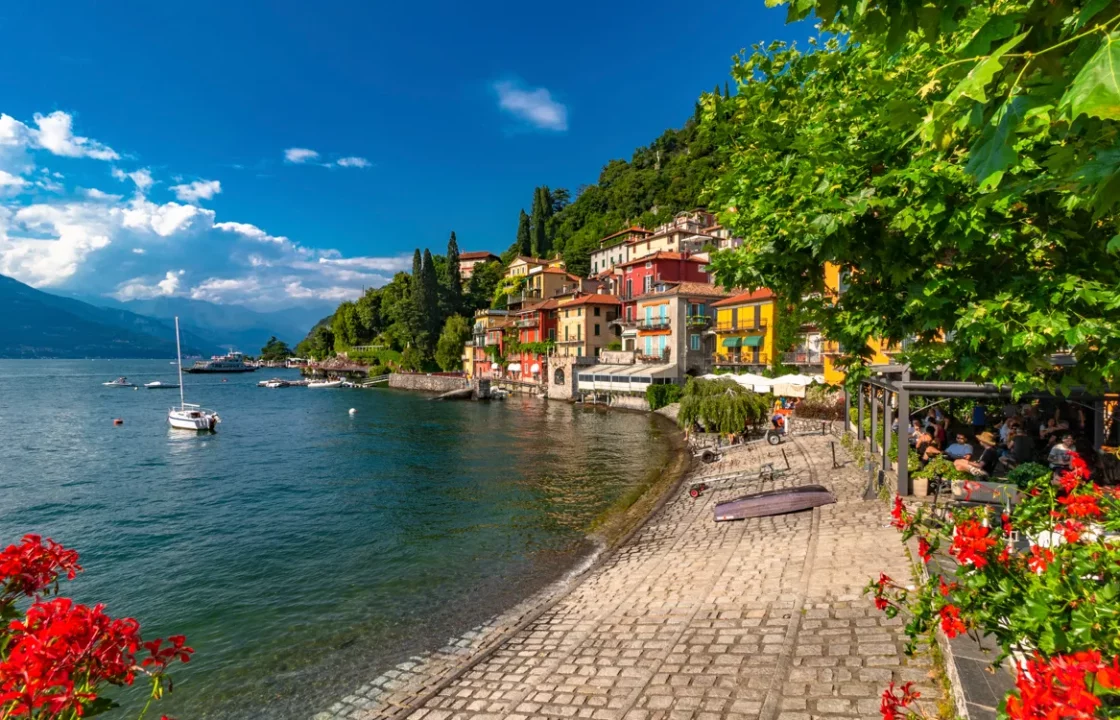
[956,432,999,477]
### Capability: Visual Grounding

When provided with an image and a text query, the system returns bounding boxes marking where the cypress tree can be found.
[723,81,730,99]
[421,248,441,350]
[516,209,531,257]
[446,230,462,314]
[531,186,552,258]
[713,83,721,99]
[409,248,424,339]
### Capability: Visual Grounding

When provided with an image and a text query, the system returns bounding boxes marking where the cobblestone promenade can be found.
[316,435,938,720]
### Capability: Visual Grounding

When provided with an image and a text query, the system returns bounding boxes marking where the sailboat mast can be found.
[174,316,186,410]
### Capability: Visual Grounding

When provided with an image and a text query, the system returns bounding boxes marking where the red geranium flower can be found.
[937,578,957,597]
[890,496,913,531]
[917,538,932,564]
[1060,520,1085,543]
[1027,546,1054,573]
[0,535,81,602]
[1006,652,1120,720]
[938,604,966,638]
[1058,493,1103,519]
[949,520,997,568]
[881,681,920,720]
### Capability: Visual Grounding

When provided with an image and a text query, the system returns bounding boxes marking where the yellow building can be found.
[821,262,896,385]
[505,256,550,279]
[711,289,778,371]
[555,294,621,358]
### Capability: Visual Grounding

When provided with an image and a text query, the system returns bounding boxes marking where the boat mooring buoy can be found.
[348,408,357,415]
[113,418,123,426]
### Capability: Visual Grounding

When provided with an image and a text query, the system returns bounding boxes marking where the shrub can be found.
[793,385,844,420]
[646,384,683,411]
[1007,462,1052,491]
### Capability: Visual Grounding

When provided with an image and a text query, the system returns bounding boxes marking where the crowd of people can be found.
[904,401,1097,479]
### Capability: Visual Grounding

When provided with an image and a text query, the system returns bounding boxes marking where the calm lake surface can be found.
[0,360,677,718]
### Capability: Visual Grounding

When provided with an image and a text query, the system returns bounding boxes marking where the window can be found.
[548,328,556,341]
[565,326,570,341]
[578,307,582,317]
[626,306,633,322]
[690,334,700,351]
[643,276,653,292]
[594,324,600,336]
[594,306,601,317]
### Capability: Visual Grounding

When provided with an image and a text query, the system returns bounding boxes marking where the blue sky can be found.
[0,1,807,309]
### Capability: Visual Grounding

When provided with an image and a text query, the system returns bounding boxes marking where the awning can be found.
[743,335,764,347]
[490,362,500,370]
[508,363,522,372]
[721,337,742,348]
[530,363,541,373]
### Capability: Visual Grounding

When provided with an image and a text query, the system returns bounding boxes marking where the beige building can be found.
[505,256,550,279]
[555,294,621,359]
[588,227,652,277]
[458,251,499,279]
[634,281,730,378]
[626,210,717,261]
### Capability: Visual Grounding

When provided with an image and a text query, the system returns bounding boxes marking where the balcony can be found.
[637,318,672,331]
[686,315,712,329]
[484,335,502,346]
[637,349,672,364]
[714,319,768,332]
[782,351,824,365]
[508,289,543,305]
[515,317,539,328]
[556,338,584,345]
[715,353,769,367]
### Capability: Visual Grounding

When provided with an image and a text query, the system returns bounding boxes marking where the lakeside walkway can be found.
[316,435,938,720]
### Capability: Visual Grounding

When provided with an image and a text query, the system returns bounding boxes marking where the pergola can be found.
[843,364,1113,495]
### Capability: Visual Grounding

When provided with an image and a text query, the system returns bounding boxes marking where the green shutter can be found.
[721,337,742,348]
[743,335,764,347]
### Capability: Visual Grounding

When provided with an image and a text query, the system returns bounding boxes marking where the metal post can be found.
[882,389,893,474]
[844,389,852,434]
[857,385,866,440]
[870,388,878,454]
[1094,399,1105,450]
[897,383,910,496]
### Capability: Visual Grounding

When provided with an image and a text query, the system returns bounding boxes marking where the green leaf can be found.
[1063,33,1120,121]
[966,96,1030,190]
[959,13,1025,56]
[1108,233,1120,253]
[1075,0,1112,31]
[946,32,1030,105]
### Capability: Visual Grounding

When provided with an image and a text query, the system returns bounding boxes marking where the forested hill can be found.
[506,97,728,277]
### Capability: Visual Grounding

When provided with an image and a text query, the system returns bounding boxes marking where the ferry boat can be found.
[184,351,256,374]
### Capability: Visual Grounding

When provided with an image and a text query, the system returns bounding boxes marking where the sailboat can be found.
[168,317,221,432]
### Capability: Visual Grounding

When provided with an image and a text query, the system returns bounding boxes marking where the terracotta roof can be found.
[560,294,622,307]
[598,226,651,246]
[513,256,550,265]
[616,251,706,268]
[635,282,731,301]
[459,251,499,261]
[517,298,560,314]
[711,288,776,307]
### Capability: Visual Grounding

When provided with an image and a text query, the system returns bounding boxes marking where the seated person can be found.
[915,429,941,463]
[944,433,974,461]
[908,418,923,447]
[955,432,999,478]
[1047,432,1076,472]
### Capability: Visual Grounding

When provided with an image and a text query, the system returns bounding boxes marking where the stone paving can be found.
[315,434,939,720]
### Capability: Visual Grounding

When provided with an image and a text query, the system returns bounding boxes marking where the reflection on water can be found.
[0,360,674,719]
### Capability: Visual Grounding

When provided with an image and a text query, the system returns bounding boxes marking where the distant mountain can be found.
[0,274,213,358]
[72,296,332,353]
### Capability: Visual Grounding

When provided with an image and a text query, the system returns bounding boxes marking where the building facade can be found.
[465,309,510,379]
[624,210,716,261]
[634,281,730,379]
[588,227,652,277]
[712,289,777,372]
[614,253,712,351]
[508,299,559,382]
[555,294,621,359]
[458,251,499,279]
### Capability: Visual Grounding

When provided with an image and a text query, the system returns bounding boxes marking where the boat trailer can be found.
[687,449,792,498]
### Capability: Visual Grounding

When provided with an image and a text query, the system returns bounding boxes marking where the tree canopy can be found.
[707,9,1120,394]
[259,336,294,362]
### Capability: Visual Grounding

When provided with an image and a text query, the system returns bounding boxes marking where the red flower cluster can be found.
[1058,493,1103,519]
[890,496,913,531]
[143,635,193,673]
[881,681,920,720]
[1006,651,1120,720]
[0,535,81,602]
[949,520,997,568]
[938,604,966,638]
[1027,546,1054,574]
[873,573,892,611]
[917,538,932,564]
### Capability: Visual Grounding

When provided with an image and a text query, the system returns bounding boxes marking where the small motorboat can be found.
[103,377,135,387]
[307,379,343,389]
[145,381,180,389]
[264,380,290,388]
[713,484,836,522]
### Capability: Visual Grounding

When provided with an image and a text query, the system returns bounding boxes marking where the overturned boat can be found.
[714,484,835,522]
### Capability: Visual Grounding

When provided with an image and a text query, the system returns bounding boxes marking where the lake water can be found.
[0,360,677,718]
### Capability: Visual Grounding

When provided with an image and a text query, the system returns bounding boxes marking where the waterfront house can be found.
[509,298,559,382]
[614,252,711,352]
[634,281,730,379]
[505,256,551,279]
[508,265,591,312]
[624,210,717,261]
[555,294,621,359]
[701,223,744,252]
[588,227,652,278]
[712,289,777,372]
[467,308,511,379]
[458,251,499,280]
[818,262,896,384]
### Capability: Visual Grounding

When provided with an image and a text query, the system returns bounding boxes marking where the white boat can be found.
[168,317,220,432]
[307,379,344,389]
[145,381,180,389]
[184,352,255,374]
[103,377,135,387]
[264,380,290,388]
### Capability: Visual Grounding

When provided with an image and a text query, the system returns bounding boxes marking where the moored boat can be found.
[145,381,180,389]
[168,317,221,432]
[713,484,835,522]
[264,380,290,388]
[102,377,135,387]
[307,379,343,389]
[185,352,255,374]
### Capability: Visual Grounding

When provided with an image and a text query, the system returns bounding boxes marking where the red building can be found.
[508,298,559,382]
[616,252,710,320]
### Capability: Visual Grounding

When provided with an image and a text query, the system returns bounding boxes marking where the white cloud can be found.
[284,147,319,164]
[0,115,30,147]
[170,179,221,202]
[113,269,185,300]
[0,170,27,188]
[119,196,214,237]
[494,81,568,131]
[32,111,119,160]
[132,247,145,254]
[83,188,122,201]
[214,221,288,245]
[1,203,113,285]
[112,167,154,192]
[336,156,371,168]
[315,255,413,273]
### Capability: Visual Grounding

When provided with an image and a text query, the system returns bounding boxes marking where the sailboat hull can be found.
[168,410,218,432]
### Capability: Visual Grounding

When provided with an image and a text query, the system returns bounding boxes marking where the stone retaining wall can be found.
[388,373,469,393]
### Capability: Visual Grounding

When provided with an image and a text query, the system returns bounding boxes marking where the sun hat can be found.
[977,431,998,446]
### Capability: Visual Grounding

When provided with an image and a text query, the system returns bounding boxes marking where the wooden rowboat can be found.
[714,484,835,522]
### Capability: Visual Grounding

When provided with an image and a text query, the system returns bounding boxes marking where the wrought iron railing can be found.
[637,318,672,331]
[782,351,824,365]
[714,319,768,332]
[637,349,672,363]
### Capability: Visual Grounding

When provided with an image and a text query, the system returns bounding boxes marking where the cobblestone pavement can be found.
[315,434,938,720]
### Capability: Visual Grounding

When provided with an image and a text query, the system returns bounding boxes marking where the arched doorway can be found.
[553,368,565,386]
